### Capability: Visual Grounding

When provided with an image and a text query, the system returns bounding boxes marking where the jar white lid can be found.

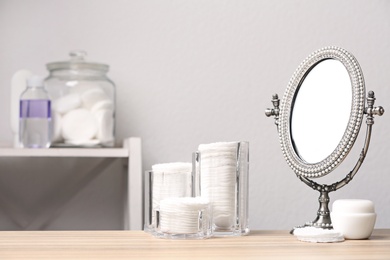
[332,199,375,214]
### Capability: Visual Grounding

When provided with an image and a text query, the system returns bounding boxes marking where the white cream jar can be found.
[331,199,376,239]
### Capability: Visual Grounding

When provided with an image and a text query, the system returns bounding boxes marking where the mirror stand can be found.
[266,91,384,230]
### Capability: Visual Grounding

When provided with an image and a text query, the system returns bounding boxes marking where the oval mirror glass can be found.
[291,59,352,164]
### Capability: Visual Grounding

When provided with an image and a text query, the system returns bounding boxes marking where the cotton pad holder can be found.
[154,197,212,239]
[144,163,192,235]
[194,141,249,236]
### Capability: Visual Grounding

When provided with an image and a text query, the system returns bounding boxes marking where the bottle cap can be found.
[27,75,44,88]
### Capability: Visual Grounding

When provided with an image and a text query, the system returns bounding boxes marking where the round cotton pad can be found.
[62,108,98,142]
[52,93,82,114]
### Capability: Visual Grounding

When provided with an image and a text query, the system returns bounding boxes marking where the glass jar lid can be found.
[46,50,109,72]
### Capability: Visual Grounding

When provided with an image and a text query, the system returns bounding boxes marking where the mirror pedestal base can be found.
[290,189,333,234]
[306,190,333,229]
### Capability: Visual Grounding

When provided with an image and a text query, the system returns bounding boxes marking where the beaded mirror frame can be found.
[281,46,365,178]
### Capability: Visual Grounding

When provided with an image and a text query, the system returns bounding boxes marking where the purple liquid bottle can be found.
[19,76,52,148]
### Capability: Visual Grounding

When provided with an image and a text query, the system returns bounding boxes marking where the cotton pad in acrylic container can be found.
[193,141,249,236]
[154,197,212,239]
[144,162,192,234]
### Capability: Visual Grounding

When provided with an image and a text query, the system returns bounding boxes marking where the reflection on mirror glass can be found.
[291,59,352,164]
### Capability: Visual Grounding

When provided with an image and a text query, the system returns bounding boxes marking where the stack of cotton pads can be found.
[151,163,192,224]
[51,82,114,146]
[293,227,344,243]
[159,197,211,237]
[198,142,238,230]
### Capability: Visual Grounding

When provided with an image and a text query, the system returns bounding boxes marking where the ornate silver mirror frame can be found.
[265,46,384,229]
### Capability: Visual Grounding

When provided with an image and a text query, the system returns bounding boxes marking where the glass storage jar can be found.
[44,50,115,147]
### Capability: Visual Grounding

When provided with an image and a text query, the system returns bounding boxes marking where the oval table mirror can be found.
[265,46,384,230]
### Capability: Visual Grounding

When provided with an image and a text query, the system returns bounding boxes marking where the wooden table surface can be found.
[0,229,389,259]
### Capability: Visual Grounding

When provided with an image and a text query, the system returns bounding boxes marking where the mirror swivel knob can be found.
[265,94,280,125]
[365,91,384,125]
[373,106,384,116]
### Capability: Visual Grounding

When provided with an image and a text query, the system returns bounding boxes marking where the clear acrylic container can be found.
[44,50,115,147]
[193,141,249,236]
[144,171,212,239]
[144,164,192,234]
[155,197,212,239]
[143,163,213,239]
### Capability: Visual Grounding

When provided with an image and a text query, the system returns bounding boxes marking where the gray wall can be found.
[0,0,389,230]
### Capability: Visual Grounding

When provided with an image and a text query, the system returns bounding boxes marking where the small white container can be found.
[331,199,376,240]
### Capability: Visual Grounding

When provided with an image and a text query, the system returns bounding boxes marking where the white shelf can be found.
[0,147,129,158]
[0,137,143,230]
